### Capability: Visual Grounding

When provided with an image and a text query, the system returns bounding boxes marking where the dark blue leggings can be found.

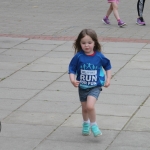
[137,0,146,17]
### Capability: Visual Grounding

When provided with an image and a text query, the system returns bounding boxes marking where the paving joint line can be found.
[32,103,82,150]
[105,46,149,149]
[105,94,150,150]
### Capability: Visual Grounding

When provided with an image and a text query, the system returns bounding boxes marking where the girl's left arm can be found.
[104,69,111,88]
[100,53,112,87]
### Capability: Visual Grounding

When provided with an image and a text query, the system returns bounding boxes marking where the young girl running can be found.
[68,29,111,137]
[136,0,146,25]
[102,0,126,27]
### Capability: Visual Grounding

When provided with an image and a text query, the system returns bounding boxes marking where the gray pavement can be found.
[0,0,150,150]
[0,0,150,39]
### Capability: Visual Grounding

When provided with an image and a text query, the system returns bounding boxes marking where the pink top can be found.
[108,0,119,4]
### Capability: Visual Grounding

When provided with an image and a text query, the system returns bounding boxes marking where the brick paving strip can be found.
[0,34,150,43]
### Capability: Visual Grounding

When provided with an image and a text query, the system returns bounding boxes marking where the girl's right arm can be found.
[68,53,80,87]
[69,73,80,87]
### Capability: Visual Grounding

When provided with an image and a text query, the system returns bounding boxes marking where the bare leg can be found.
[111,2,120,20]
[81,96,97,122]
[106,4,113,17]
[85,96,102,136]
[86,96,97,123]
[81,101,89,121]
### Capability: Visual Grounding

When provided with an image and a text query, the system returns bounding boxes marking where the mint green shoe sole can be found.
[93,132,102,137]
[82,131,91,136]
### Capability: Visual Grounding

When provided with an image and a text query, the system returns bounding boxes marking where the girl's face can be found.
[80,35,95,55]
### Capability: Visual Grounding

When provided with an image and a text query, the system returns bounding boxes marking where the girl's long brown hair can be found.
[73,29,101,54]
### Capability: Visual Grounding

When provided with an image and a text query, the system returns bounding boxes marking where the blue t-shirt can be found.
[68,50,111,89]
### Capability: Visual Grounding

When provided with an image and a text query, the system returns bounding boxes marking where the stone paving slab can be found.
[31,90,79,102]
[2,49,49,57]
[107,147,150,150]
[0,49,7,53]
[0,88,39,100]
[98,93,146,106]
[134,106,150,118]
[124,117,150,132]
[111,60,128,68]
[52,44,74,52]
[22,63,68,72]
[111,76,150,87]
[0,54,37,63]
[103,42,146,49]
[3,111,70,126]
[0,123,56,139]
[47,126,118,145]
[24,39,66,45]
[0,99,27,111]
[102,85,150,96]
[34,140,108,150]
[104,53,133,61]
[0,137,41,150]
[13,43,57,51]
[144,97,150,106]
[103,47,142,55]
[18,100,80,114]
[109,67,121,75]
[0,79,53,90]
[125,61,150,69]
[45,51,74,58]
[8,71,63,81]
[138,49,150,55]
[57,73,70,82]
[0,70,16,79]
[0,110,12,120]
[132,54,150,62]
[144,44,150,49]
[108,131,150,149]
[0,37,28,49]
[0,62,26,70]
[45,81,78,92]
[34,57,70,65]
[115,68,150,77]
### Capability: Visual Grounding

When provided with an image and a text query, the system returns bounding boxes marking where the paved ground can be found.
[0,0,150,150]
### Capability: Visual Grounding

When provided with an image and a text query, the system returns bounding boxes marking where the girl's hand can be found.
[69,74,80,87]
[104,79,110,88]
[71,80,80,87]
[104,70,111,88]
